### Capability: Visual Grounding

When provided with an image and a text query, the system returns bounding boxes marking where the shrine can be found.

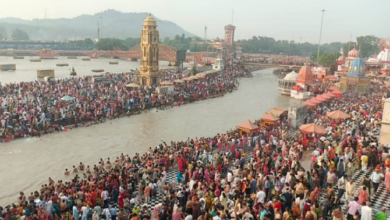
[339,58,370,94]
[139,15,163,86]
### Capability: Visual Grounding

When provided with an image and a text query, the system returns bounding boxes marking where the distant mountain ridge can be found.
[0,10,195,41]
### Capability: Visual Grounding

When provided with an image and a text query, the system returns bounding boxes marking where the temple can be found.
[339,58,370,94]
[290,64,315,100]
[278,70,298,96]
[139,15,162,86]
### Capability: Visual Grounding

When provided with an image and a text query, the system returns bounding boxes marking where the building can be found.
[377,47,390,74]
[339,58,370,94]
[380,98,390,144]
[278,70,298,95]
[290,65,315,100]
[345,48,359,69]
[212,58,224,71]
[224,24,236,47]
[139,15,162,86]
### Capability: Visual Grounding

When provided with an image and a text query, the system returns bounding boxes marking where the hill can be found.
[0,10,195,41]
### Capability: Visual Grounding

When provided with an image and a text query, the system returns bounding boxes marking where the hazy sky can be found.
[2,0,389,43]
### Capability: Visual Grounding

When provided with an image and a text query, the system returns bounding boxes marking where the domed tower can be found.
[339,58,370,94]
[139,14,161,86]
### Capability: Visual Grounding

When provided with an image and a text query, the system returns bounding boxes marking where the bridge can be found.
[240,62,303,71]
[0,44,181,62]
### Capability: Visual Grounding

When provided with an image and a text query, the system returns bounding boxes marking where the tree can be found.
[11,29,29,41]
[82,38,95,48]
[0,27,7,40]
[318,52,339,68]
[96,38,128,51]
[356,35,380,58]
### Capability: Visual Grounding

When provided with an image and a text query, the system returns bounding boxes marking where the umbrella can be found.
[173,79,185,83]
[325,91,336,98]
[61,96,74,101]
[309,97,322,104]
[303,100,316,106]
[126,83,140,88]
[299,123,327,135]
[326,110,351,119]
[378,74,387,78]
[315,95,327,102]
[160,81,173,86]
[182,77,193,81]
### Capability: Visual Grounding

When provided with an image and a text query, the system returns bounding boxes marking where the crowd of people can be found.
[0,61,252,142]
[1,79,390,220]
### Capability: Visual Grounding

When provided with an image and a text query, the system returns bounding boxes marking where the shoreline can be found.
[0,66,264,144]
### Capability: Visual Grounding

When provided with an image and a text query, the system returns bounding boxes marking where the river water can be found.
[0,56,175,83]
[0,59,300,205]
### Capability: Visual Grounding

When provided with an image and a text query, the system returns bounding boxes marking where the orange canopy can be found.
[325,91,336,98]
[261,112,279,122]
[315,95,327,101]
[303,100,316,106]
[299,123,327,135]
[268,108,286,117]
[236,120,259,133]
[326,110,350,119]
[320,93,332,99]
[309,97,322,104]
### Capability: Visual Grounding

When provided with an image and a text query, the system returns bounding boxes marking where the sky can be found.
[1,0,389,43]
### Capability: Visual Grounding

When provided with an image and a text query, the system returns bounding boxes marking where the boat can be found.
[13,56,24,59]
[92,69,104,73]
[0,64,16,71]
[30,59,41,62]
[56,63,69,67]
[67,56,77,59]
[82,58,91,61]
[109,61,118,65]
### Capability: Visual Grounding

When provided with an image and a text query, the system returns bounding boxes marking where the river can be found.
[0,65,300,205]
[0,56,176,83]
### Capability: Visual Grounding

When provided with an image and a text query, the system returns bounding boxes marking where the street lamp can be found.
[316,9,325,63]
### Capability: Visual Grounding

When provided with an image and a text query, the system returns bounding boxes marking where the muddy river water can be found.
[0,60,300,204]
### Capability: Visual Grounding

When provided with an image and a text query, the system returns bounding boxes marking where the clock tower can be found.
[139,15,161,86]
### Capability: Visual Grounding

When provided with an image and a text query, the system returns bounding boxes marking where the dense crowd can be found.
[1,80,390,220]
[0,62,251,142]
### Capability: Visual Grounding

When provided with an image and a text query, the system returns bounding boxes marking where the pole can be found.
[316,9,325,63]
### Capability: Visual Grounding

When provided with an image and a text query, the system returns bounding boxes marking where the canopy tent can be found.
[309,97,322,104]
[173,79,185,83]
[315,95,327,102]
[331,89,342,98]
[260,112,279,126]
[126,83,140,88]
[299,123,327,135]
[303,100,317,106]
[378,74,387,78]
[268,108,286,118]
[320,93,332,99]
[182,77,193,81]
[325,91,336,98]
[61,95,74,101]
[160,81,174,86]
[326,110,351,119]
[236,119,259,135]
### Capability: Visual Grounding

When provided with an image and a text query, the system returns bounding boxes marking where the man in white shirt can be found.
[360,202,372,220]
[227,171,233,184]
[256,188,266,204]
[337,175,346,200]
[370,170,384,193]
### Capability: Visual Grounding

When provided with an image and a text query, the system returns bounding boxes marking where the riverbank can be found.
[0,65,253,143]
[0,68,300,205]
